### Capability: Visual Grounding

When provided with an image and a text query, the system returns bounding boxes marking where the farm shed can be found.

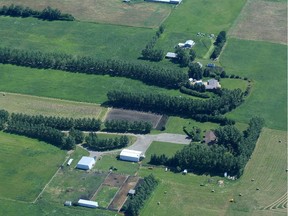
[204,130,217,144]
[178,40,195,48]
[67,158,73,166]
[120,149,143,162]
[78,199,98,208]
[76,156,95,170]
[166,52,178,59]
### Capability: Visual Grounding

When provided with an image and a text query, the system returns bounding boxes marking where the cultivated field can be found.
[0,0,171,28]
[229,0,287,44]
[0,132,66,202]
[105,108,163,128]
[221,39,287,131]
[0,92,103,119]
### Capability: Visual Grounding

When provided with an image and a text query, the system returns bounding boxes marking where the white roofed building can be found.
[178,40,195,48]
[204,78,221,90]
[120,149,143,162]
[76,156,95,170]
[78,199,98,208]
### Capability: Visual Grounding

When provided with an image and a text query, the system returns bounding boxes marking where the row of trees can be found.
[210,31,226,59]
[0,109,9,130]
[0,4,75,21]
[0,47,187,88]
[10,113,101,131]
[85,133,129,151]
[141,25,165,62]
[149,117,264,177]
[104,120,152,134]
[192,114,235,126]
[180,86,209,98]
[124,174,158,216]
[107,88,244,117]
[188,63,227,81]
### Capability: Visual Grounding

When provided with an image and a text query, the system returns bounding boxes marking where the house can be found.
[204,78,221,90]
[204,130,217,144]
[76,156,95,170]
[78,199,98,208]
[165,52,178,59]
[120,149,143,162]
[178,40,195,48]
[67,158,73,166]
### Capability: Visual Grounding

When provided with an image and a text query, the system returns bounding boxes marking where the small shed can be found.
[120,149,142,162]
[76,156,95,170]
[64,201,72,206]
[204,130,217,144]
[78,199,98,208]
[128,189,136,195]
[67,158,73,166]
[165,52,178,59]
[182,169,188,174]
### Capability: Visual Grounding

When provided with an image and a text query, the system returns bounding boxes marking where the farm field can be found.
[0,132,66,202]
[139,128,287,216]
[0,0,172,28]
[220,39,287,130]
[0,16,153,60]
[0,64,188,104]
[229,0,287,44]
[93,185,119,208]
[141,141,185,165]
[0,92,104,119]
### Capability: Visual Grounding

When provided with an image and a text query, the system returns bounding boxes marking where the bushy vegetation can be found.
[0,4,75,21]
[180,86,209,98]
[210,31,226,59]
[192,114,235,126]
[105,120,152,134]
[0,109,9,130]
[0,47,187,88]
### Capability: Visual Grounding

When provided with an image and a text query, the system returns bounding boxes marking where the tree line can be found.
[107,88,244,117]
[104,120,152,134]
[149,117,264,177]
[0,4,75,21]
[210,31,226,59]
[180,86,210,98]
[0,109,9,130]
[123,174,158,216]
[0,47,187,89]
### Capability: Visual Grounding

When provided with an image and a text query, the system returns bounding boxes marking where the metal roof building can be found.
[78,199,98,208]
[76,156,95,170]
[120,149,142,162]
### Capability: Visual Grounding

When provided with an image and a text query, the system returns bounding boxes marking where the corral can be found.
[105,108,164,129]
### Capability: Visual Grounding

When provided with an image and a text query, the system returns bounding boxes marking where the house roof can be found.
[120,149,142,158]
[204,131,217,143]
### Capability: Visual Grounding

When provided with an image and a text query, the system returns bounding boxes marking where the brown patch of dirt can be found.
[229,0,287,44]
[103,173,128,188]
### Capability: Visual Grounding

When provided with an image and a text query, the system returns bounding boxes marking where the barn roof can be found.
[120,149,142,158]
[77,156,95,166]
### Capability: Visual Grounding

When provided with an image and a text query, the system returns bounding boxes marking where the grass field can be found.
[0,16,153,60]
[138,128,287,216]
[0,132,66,202]
[0,92,104,119]
[220,39,287,130]
[0,0,172,28]
[229,0,287,44]
[0,64,189,104]
[141,141,185,165]
[94,186,119,208]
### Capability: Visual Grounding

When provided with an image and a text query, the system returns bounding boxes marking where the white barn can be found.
[76,156,95,170]
[120,149,142,162]
[78,199,98,208]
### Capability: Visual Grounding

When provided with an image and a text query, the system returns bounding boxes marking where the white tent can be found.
[78,199,98,208]
[120,149,142,162]
[76,156,95,170]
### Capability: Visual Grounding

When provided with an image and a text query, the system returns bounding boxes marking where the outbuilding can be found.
[67,158,73,166]
[165,52,178,59]
[78,199,98,208]
[76,156,95,170]
[120,149,143,162]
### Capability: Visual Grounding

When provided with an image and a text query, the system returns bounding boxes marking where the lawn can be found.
[0,64,189,104]
[138,128,287,216]
[0,0,172,28]
[220,78,248,92]
[141,141,185,165]
[0,16,153,61]
[94,186,119,208]
[95,153,139,175]
[0,132,66,202]
[220,39,287,130]
[0,92,104,119]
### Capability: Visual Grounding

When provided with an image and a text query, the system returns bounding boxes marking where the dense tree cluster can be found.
[174,48,197,67]
[203,66,227,79]
[104,120,152,134]
[141,25,165,62]
[180,86,209,98]
[85,132,129,151]
[107,88,244,117]
[183,126,201,141]
[210,31,226,59]
[0,109,9,130]
[0,47,187,88]
[0,4,75,21]
[10,113,101,131]
[149,117,264,177]
[124,174,158,216]
[192,114,235,126]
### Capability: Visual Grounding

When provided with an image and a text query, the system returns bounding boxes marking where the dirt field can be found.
[0,0,171,28]
[105,108,163,129]
[108,176,140,211]
[102,173,128,188]
[229,0,287,44]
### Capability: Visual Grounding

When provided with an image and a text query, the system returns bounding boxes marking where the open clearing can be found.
[0,132,66,202]
[0,0,171,28]
[105,108,163,128]
[229,0,287,44]
[139,128,287,216]
[0,92,103,119]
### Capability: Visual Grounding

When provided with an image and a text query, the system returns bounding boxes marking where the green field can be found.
[141,141,185,165]
[139,128,287,216]
[94,186,119,208]
[0,132,66,202]
[220,39,287,130]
